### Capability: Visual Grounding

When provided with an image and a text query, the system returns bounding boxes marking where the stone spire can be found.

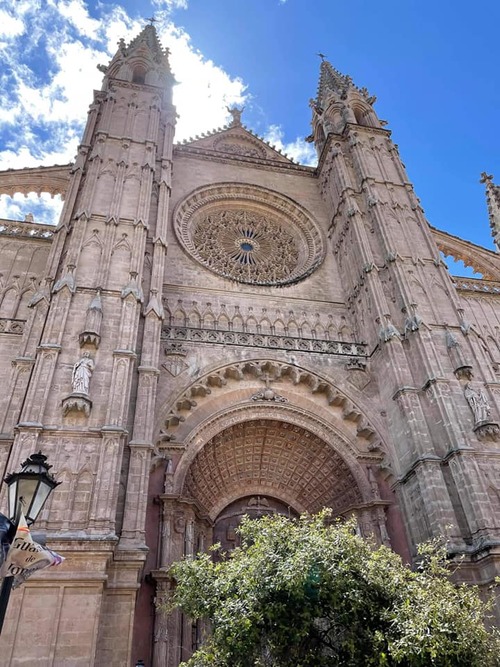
[480,172,500,251]
[316,58,352,109]
[307,56,380,156]
[125,23,168,64]
[315,57,376,110]
[98,23,174,90]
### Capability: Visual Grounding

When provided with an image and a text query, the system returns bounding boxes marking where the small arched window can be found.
[132,65,146,84]
[353,106,367,126]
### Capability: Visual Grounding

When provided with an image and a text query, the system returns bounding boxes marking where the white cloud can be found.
[0,3,247,160]
[0,0,311,219]
[162,23,246,140]
[52,0,102,37]
[264,124,317,166]
[0,193,63,225]
[152,0,189,9]
[0,10,24,38]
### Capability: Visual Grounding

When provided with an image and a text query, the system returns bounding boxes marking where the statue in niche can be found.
[464,383,491,424]
[72,352,95,395]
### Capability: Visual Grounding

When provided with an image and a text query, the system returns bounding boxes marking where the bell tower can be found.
[0,24,177,666]
[311,59,500,578]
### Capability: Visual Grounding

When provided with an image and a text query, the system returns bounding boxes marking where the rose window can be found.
[174,184,326,287]
[191,210,304,285]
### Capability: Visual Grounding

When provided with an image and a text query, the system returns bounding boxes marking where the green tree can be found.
[168,511,500,667]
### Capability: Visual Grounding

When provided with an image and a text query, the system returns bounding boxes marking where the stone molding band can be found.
[162,325,367,357]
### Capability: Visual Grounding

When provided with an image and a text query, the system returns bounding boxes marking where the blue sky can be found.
[1,0,499,271]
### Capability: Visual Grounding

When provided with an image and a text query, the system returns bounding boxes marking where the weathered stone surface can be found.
[0,23,499,667]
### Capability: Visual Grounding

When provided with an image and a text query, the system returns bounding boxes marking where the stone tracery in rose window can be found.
[192,210,301,285]
[174,183,326,287]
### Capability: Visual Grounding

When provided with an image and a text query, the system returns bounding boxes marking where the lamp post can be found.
[0,452,60,635]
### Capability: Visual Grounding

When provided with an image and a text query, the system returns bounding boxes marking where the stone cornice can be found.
[173,144,316,176]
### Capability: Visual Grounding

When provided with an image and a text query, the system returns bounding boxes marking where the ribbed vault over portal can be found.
[183,419,363,516]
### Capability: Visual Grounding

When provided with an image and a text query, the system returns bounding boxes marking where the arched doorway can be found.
[213,495,297,553]
[151,415,398,667]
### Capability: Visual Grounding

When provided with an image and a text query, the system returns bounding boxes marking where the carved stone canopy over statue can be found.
[72,352,95,395]
[464,382,491,425]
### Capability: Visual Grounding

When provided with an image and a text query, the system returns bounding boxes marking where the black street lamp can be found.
[0,452,60,635]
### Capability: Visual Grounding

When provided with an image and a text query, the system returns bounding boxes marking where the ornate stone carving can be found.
[184,419,364,517]
[226,105,244,127]
[0,218,55,239]
[191,209,302,285]
[161,360,379,451]
[464,382,491,425]
[174,183,325,287]
[53,265,76,294]
[62,394,92,417]
[446,329,473,380]
[216,142,262,158]
[345,357,367,371]
[475,422,500,441]
[453,277,500,296]
[162,325,366,357]
[250,375,288,403]
[0,318,25,335]
[433,227,500,282]
[162,342,188,377]
[79,291,103,347]
[377,315,400,343]
[403,304,423,335]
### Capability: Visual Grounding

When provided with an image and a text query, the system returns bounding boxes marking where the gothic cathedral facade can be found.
[0,25,500,666]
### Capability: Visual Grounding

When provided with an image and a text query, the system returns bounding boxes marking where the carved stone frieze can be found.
[213,140,265,159]
[162,325,367,357]
[452,276,500,297]
[163,298,354,342]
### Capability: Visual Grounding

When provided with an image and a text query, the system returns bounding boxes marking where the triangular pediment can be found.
[176,125,295,164]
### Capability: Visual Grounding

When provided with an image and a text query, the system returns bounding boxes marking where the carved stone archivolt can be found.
[159,360,381,453]
[174,183,326,286]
